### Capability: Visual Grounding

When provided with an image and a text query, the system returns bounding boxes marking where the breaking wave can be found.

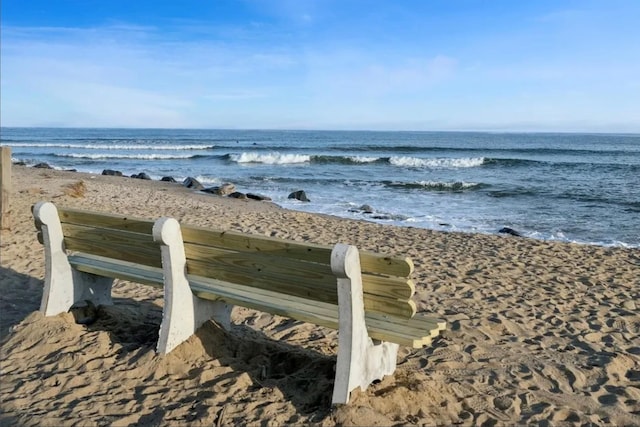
[389,156,486,168]
[229,152,486,168]
[229,152,312,164]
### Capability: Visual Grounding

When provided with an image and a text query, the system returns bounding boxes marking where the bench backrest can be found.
[55,207,160,268]
[179,223,417,319]
[48,206,417,319]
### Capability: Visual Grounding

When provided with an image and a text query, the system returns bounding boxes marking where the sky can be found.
[1,0,639,132]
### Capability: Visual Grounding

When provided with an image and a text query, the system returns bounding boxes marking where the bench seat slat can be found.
[189,275,435,347]
[364,312,446,345]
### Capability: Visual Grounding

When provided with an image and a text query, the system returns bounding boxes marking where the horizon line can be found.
[1,125,639,136]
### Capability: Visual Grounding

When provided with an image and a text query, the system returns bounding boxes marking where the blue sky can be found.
[1,1,639,131]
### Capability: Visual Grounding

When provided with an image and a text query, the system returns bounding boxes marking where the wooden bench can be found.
[33,201,446,404]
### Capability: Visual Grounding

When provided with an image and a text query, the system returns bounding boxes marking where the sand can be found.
[1,164,639,426]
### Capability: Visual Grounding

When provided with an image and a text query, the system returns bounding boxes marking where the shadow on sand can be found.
[0,267,43,342]
[83,300,337,420]
[0,266,337,423]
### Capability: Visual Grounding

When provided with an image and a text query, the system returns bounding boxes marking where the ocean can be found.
[2,127,639,248]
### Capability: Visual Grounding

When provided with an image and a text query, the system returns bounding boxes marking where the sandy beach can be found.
[1,164,639,426]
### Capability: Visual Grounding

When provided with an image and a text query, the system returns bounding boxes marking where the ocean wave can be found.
[483,158,542,167]
[347,156,379,163]
[56,153,198,160]
[312,155,384,165]
[333,144,640,156]
[229,152,311,164]
[383,180,484,191]
[8,142,214,150]
[389,156,486,168]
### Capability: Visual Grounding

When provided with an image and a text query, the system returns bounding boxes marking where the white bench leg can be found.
[330,243,399,405]
[33,202,113,316]
[153,217,233,354]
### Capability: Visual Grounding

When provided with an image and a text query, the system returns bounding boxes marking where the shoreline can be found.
[1,164,639,426]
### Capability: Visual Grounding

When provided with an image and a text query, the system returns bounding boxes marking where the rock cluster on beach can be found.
[100,170,275,202]
[16,162,530,235]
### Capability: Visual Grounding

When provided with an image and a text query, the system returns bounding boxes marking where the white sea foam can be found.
[348,156,379,163]
[389,156,485,168]
[194,176,223,185]
[417,181,481,190]
[230,152,311,164]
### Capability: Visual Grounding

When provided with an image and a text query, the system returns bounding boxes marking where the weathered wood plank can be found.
[363,276,415,300]
[181,224,333,261]
[180,224,414,277]
[57,207,414,276]
[360,254,414,278]
[68,254,164,287]
[364,313,442,341]
[189,276,430,346]
[186,257,337,302]
[63,235,161,267]
[58,207,155,233]
[58,208,414,276]
[364,295,416,318]
[0,146,11,230]
[61,222,156,245]
[187,269,416,320]
[186,258,415,318]
[184,242,414,300]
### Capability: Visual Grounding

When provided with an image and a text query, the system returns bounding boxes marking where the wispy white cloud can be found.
[2,0,640,132]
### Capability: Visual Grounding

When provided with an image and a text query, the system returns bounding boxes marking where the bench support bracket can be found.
[33,202,114,316]
[331,244,399,405]
[153,217,233,354]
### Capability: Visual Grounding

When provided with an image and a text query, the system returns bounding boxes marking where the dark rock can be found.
[371,214,391,220]
[65,169,77,172]
[371,213,408,221]
[131,172,151,180]
[349,204,375,214]
[70,300,98,325]
[288,190,310,202]
[203,183,236,196]
[161,176,177,183]
[218,183,236,196]
[499,227,522,237]
[183,177,204,190]
[34,162,52,169]
[13,161,26,166]
[102,169,123,176]
[228,192,247,199]
[247,193,272,201]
